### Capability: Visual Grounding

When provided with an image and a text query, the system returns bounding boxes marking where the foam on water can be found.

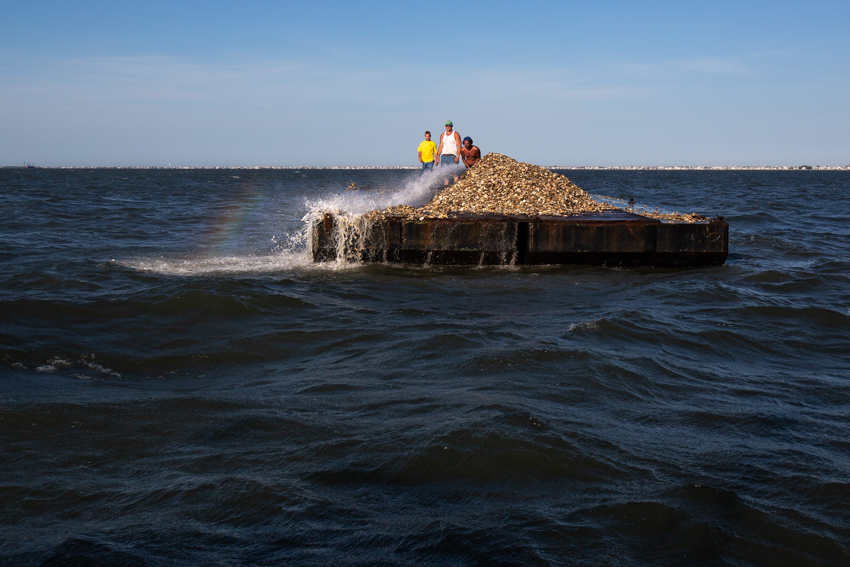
[115,252,318,276]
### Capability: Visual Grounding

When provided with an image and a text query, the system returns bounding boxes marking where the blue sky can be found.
[1,1,849,166]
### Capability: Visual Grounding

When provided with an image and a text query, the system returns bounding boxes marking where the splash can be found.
[301,165,463,264]
[304,165,459,217]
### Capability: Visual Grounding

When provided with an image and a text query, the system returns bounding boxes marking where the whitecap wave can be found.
[114,252,339,276]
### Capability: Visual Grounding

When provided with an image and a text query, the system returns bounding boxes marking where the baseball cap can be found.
[445,120,453,126]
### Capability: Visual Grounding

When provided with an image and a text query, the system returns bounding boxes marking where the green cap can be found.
[445,120,453,126]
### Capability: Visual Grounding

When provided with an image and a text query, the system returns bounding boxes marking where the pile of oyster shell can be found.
[366,153,704,222]
[419,153,610,217]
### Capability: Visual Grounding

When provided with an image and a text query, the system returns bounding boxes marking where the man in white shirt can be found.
[435,120,462,186]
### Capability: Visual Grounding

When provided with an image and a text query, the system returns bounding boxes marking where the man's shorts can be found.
[421,161,434,172]
[440,154,458,181]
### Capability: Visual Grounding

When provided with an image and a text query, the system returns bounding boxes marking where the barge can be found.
[312,210,728,267]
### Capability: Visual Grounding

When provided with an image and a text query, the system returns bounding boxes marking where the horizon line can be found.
[4,165,849,171]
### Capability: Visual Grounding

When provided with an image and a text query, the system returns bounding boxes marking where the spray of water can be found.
[300,164,466,264]
[303,164,461,218]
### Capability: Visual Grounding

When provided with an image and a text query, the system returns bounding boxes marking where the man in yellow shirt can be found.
[417,131,437,172]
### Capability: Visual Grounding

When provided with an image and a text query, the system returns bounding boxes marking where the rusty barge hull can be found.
[312,210,728,267]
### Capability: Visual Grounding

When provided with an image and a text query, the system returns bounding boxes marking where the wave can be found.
[115,254,313,276]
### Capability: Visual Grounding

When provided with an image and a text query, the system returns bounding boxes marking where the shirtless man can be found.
[435,120,462,185]
[460,137,481,169]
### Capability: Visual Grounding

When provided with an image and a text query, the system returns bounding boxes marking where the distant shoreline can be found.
[4,165,849,171]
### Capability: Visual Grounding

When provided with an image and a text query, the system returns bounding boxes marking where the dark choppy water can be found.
[1,167,848,566]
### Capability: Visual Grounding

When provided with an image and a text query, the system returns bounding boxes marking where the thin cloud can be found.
[1,55,655,109]
[622,56,751,78]
[673,57,750,75]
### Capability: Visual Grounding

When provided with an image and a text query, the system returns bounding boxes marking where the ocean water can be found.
[0,167,848,566]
